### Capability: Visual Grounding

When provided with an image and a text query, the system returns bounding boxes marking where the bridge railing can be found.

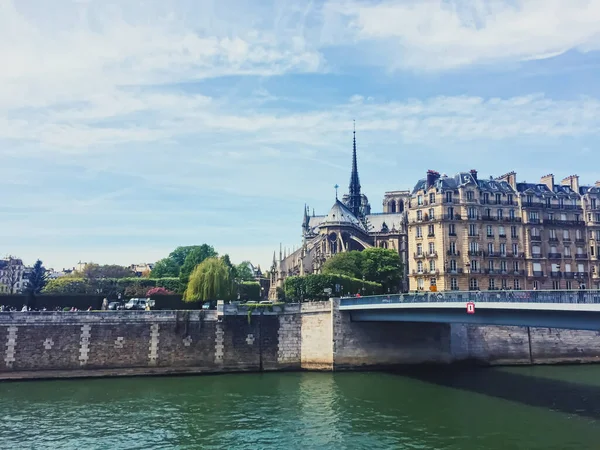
[339,290,600,307]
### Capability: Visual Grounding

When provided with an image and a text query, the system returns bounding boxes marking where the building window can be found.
[511,226,517,238]
[509,209,515,219]
[429,193,435,204]
[416,243,423,255]
[563,230,570,239]
[488,242,494,254]
[565,247,571,257]
[417,261,423,273]
[468,207,477,219]
[499,226,505,237]
[507,194,513,205]
[451,278,458,290]
[416,226,422,238]
[428,208,435,220]
[469,224,477,236]
[514,279,520,289]
[470,260,478,271]
[552,280,560,290]
[513,261,519,271]
[469,241,479,253]
[499,243,506,255]
[447,207,454,219]
[428,224,435,236]
[448,224,456,235]
[489,278,495,290]
[429,260,436,272]
[496,194,502,204]
[497,209,503,219]
[501,278,508,289]
[450,259,457,271]
[417,210,423,221]
[428,242,435,254]
[417,278,424,289]
[487,225,493,237]
[467,191,474,201]
[449,242,457,255]
[566,280,572,290]
[483,193,489,204]
[591,246,595,257]
[430,278,437,287]
[488,260,494,270]
[512,243,518,255]
[500,261,507,272]
[469,278,478,290]
[446,192,453,203]
[417,195,423,206]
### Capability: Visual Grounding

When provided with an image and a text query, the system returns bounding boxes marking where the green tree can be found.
[321,251,363,279]
[25,259,48,295]
[79,263,132,279]
[235,261,255,281]
[42,278,88,294]
[179,244,218,284]
[361,248,403,292]
[150,258,180,278]
[169,245,216,267]
[184,257,234,302]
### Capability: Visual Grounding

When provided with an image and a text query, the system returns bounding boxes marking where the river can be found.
[2,366,600,449]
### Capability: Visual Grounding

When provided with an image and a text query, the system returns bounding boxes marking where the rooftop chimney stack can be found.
[540,174,555,190]
[561,175,580,193]
[426,170,440,188]
[595,180,600,188]
[496,171,517,189]
[470,169,478,182]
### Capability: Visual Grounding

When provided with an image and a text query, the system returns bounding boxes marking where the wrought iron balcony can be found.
[548,253,562,259]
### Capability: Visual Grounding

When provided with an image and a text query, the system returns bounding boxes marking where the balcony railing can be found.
[486,234,495,238]
[530,235,542,241]
[447,250,460,256]
[468,250,484,257]
[544,219,585,226]
[426,251,438,258]
[548,237,559,243]
[575,254,589,259]
[550,272,562,278]
[532,271,545,277]
[548,253,562,259]
[498,234,507,238]
[531,253,543,258]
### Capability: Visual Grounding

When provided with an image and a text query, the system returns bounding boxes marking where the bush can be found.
[238,281,261,301]
[284,274,382,301]
[147,287,174,296]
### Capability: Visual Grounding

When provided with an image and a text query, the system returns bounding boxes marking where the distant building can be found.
[0,257,30,294]
[129,263,154,277]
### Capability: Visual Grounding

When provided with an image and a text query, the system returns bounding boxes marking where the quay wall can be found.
[2,301,600,380]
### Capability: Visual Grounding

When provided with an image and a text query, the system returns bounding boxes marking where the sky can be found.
[2,0,600,270]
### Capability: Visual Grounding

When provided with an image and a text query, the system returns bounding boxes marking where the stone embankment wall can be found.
[2,301,600,380]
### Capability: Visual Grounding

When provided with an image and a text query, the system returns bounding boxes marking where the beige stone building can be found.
[407,170,600,292]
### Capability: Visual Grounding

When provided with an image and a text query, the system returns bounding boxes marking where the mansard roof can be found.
[412,172,515,195]
[580,185,600,195]
[366,212,406,233]
[516,183,580,198]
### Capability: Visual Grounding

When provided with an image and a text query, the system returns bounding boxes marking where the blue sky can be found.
[2,0,600,270]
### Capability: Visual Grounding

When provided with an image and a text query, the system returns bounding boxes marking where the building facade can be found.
[0,257,30,294]
[269,130,409,298]
[407,170,600,292]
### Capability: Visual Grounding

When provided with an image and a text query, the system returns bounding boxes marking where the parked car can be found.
[124,298,147,310]
[107,301,124,310]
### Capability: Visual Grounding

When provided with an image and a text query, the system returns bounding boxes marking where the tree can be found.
[235,261,255,281]
[179,244,218,284]
[184,257,234,302]
[169,245,216,267]
[79,263,132,279]
[42,278,88,294]
[150,258,180,278]
[361,248,403,292]
[25,260,48,295]
[321,251,363,279]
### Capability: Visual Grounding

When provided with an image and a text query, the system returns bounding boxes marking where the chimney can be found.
[426,170,440,188]
[470,169,478,182]
[595,181,600,188]
[561,175,580,193]
[497,171,517,189]
[540,174,554,190]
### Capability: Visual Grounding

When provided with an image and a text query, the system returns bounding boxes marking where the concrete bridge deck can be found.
[339,290,600,331]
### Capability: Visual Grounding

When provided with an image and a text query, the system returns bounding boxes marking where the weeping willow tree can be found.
[184,257,235,302]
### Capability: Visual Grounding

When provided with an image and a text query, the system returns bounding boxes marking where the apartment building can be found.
[407,170,600,292]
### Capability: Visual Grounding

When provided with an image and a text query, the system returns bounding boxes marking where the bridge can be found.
[339,290,600,331]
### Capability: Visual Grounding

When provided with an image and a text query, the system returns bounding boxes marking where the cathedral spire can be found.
[348,120,362,217]
[302,203,309,230]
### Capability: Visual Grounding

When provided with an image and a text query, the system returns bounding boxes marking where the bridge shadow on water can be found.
[390,365,600,420]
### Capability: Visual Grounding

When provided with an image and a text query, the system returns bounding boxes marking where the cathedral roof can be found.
[320,199,366,230]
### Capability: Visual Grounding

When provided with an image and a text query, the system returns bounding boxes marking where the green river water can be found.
[2,366,600,449]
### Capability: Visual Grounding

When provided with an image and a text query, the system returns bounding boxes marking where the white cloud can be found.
[329,0,600,70]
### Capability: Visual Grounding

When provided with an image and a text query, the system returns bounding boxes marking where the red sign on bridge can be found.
[466,302,475,314]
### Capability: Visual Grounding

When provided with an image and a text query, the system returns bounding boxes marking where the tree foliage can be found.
[42,277,183,296]
[43,278,89,294]
[235,261,255,281]
[25,259,48,295]
[238,281,261,301]
[321,252,363,279]
[150,258,180,278]
[79,263,133,279]
[320,248,403,293]
[179,244,218,284]
[184,257,234,302]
